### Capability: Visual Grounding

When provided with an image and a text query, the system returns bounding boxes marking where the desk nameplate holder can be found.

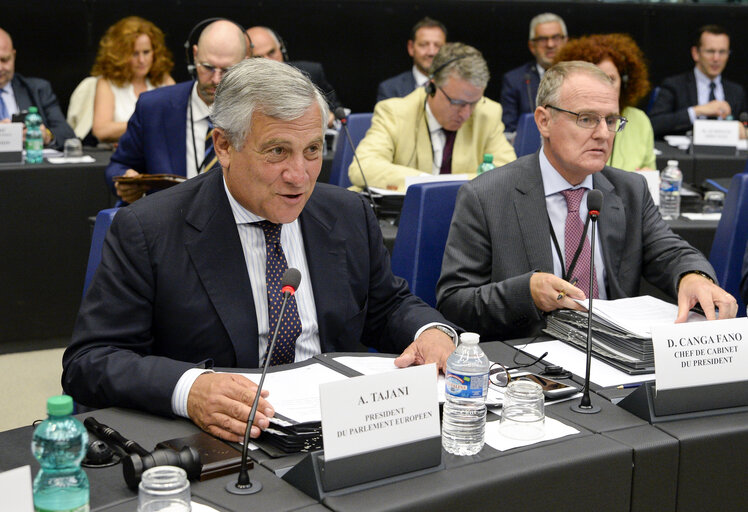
[619,380,748,423]
[282,436,442,499]
[691,119,741,156]
[0,123,23,164]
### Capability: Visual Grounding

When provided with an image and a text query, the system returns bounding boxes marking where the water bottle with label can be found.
[25,106,44,164]
[31,395,90,512]
[659,159,682,220]
[442,332,489,456]
[477,153,495,175]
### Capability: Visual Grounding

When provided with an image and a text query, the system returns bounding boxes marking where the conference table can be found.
[2,342,746,511]
[655,141,748,185]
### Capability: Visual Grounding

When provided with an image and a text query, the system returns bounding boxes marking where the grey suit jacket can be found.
[12,74,75,150]
[436,152,716,340]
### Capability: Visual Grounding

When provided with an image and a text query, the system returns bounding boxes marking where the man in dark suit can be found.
[63,58,456,442]
[106,20,247,203]
[650,25,747,138]
[437,61,737,341]
[0,28,75,149]
[500,13,567,133]
[246,26,342,126]
[376,17,447,102]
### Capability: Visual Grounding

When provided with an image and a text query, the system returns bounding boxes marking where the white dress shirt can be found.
[688,67,727,123]
[185,82,212,179]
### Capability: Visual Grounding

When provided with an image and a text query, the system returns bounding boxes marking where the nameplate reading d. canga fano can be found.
[319,364,440,462]
[652,317,747,391]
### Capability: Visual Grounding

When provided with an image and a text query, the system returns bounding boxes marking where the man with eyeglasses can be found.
[500,13,568,134]
[437,61,736,341]
[351,42,515,192]
[105,19,247,203]
[650,24,746,138]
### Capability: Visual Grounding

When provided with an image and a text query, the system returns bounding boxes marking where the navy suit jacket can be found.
[105,81,192,191]
[289,61,342,111]
[11,74,75,150]
[377,70,417,103]
[650,71,747,137]
[62,169,450,415]
[500,62,540,133]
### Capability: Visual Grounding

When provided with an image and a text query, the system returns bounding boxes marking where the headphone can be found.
[424,55,469,96]
[621,73,629,90]
[267,27,290,62]
[184,17,250,78]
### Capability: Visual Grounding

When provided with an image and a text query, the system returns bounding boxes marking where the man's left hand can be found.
[676,273,737,322]
[394,328,456,373]
[41,123,52,145]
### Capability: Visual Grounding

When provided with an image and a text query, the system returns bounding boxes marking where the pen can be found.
[616,382,646,389]
[557,277,579,301]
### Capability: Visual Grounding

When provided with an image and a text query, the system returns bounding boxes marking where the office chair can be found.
[513,113,541,157]
[82,208,119,297]
[329,113,373,188]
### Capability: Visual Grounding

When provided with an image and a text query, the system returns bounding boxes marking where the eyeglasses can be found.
[530,34,566,46]
[699,48,731,58]
[438,86,482,109]
[489,351,548,388]
[196,62,232,77]
[545,105,627,133]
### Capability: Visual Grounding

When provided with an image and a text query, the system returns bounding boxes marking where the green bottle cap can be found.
[28,106,38,114]
[483,154,493,162]
[47,395,74,416]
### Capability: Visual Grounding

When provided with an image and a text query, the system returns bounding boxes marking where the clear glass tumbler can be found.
[499,378,545,440]
[137,465,191,511]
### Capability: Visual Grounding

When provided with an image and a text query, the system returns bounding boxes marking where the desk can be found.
[0,150,114,345]
[655,141,748,185]
[2,344,747,511]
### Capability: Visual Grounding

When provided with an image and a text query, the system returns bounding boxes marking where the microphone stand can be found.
[571,206,601,414]
[337,111,378,216]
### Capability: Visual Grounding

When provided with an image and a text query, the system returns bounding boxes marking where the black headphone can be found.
[425,55,469,96]
[184,17,250,78]
[267,27,289,62]
[621,73,629,90]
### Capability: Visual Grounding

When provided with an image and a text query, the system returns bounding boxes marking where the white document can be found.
[523,340,655,388]
[0,466,33,512]
[319,364,440,461]
[404,174,468,191]
[47,155,96,164]
[681,212,721,221]
[484,416,579,452]
[239,363,348,423]
[652,317,748,390]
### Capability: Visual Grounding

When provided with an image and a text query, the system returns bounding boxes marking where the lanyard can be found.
[548,211,592,281]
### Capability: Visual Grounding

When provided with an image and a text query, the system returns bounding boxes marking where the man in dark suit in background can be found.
[246,26,342,127]
[0,28,75,150]
[106,19,247,203]
[376,17,447,103]
[63,58,456,442]
[437,61,736,341]
[500,13,568,134]
[650,24,746,138]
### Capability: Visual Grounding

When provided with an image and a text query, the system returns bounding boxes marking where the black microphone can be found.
[739,112,748,128]
[524,72,536,111]
[84,417,150,457]
[571,189,603,414]
[334,107,378,214]
[227,268,302,495]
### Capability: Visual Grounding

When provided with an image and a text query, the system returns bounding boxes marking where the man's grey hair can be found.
[529,13,567,40]
[429,42,489,89]
[211,58,329,150]
[536,61,613,109]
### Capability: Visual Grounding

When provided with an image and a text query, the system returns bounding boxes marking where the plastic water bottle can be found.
[442,332,490,456]
[25,106,44,164]
[31,395,90,512]
[477,153,495,175]
[659,159,682,220]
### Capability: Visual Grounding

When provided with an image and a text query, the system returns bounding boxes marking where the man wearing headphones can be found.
[106,19,247,203]
[351,42,516,193]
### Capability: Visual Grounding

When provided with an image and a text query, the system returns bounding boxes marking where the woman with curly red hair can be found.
[555,33,655,170]
[91,16,175,142]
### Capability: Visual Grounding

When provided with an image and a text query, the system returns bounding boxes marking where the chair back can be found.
[83,208,119,297]
[646,87,660,115]
[329,113,373,188]
[513,113,541,157]
[709,172,748,316]
[391,181,463,307]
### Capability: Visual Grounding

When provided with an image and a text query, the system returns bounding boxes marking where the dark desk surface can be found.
[656,141,748,185]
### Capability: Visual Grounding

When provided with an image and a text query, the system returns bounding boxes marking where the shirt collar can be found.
[1,81,13,95]
[222,174,301,231]
[425,101,443,134]
[536,63,546,79]
[693,66,721,87]
[412,65,429,87]
[539,147,594,197]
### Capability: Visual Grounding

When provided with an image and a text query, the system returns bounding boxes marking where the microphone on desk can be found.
[571,189,603,415]
[226,268,302,496]
[334,107,378,214]
[739,112,748,128]
[524,73,536,111]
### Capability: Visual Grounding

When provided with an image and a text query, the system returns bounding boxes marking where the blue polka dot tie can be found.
[255,221,302,366]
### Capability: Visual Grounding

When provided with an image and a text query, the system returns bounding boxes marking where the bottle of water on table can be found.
[25,106,44,164]
[659,159,682,220]
[442,332,489,456]
[31,395,90,512]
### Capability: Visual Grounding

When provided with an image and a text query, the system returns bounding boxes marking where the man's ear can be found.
[407,40,415,58]
[690,45,699,64]
[535,105,551,139]
[213,128,232,168]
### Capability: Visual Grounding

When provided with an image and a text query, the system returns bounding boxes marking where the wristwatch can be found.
[428,325,458,346]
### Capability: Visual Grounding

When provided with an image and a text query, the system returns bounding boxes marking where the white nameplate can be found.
[693,119,740,147]
[0,122,23,153]
[319,363,440,462]
[652,317,748,391]
[0,465,33,512]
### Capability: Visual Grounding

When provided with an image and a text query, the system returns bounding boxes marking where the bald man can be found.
[0,28,75,149]
[106,20,247,203]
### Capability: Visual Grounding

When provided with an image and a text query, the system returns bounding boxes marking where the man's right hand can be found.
[186,373,276,443]
[114,169,149,203]
[693,100,732,119]
[530,272,587,312]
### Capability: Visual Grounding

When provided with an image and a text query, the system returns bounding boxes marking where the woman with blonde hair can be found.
[91,16,175,142]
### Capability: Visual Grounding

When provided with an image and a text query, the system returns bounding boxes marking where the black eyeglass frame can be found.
[489,351,549,388]
[530,34,567,46]
[437,86,483,109]
[545,104,627,133]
